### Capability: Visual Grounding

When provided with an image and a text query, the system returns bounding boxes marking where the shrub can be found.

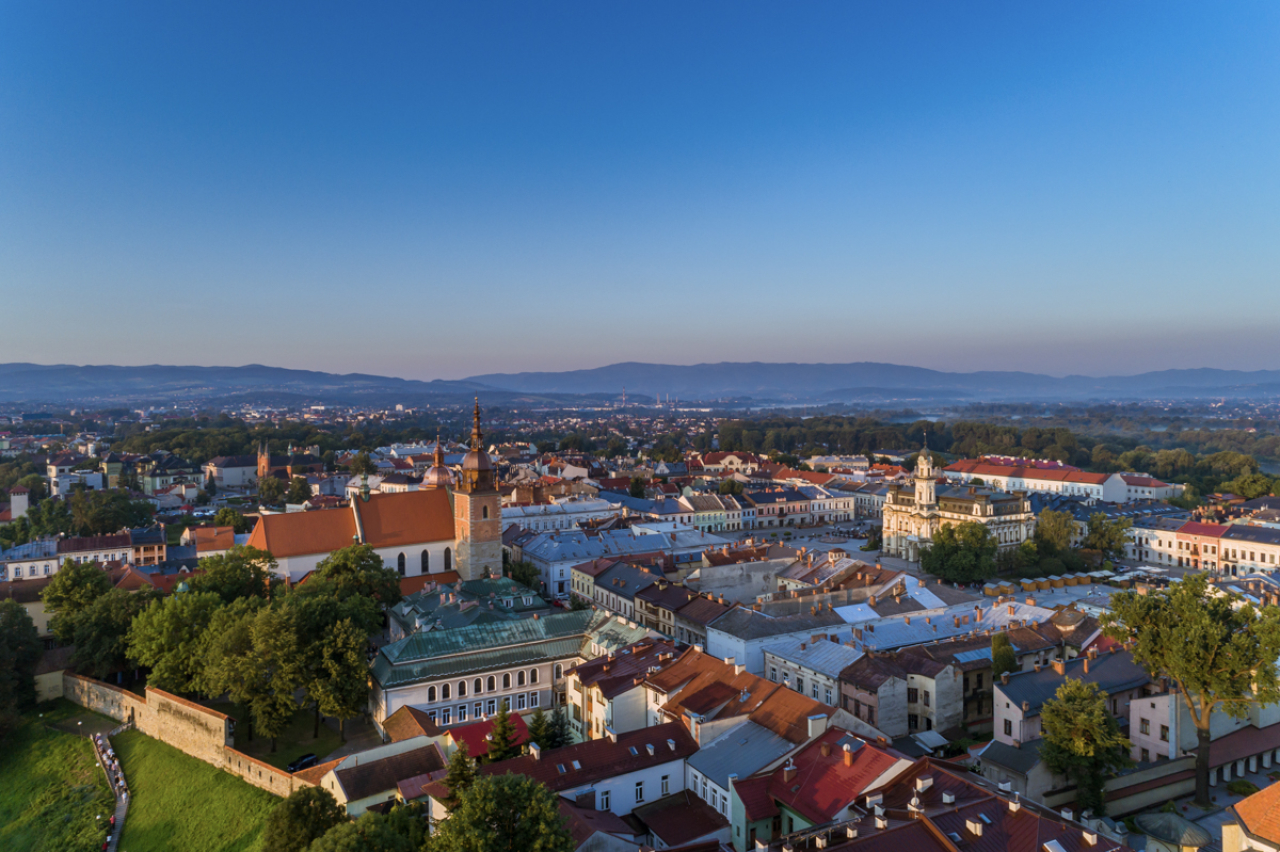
[1227,779,1260,797]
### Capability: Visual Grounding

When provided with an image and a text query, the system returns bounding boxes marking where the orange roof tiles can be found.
[193,526,237,552]
[1233,778,1280,843]
[247,489,455,558]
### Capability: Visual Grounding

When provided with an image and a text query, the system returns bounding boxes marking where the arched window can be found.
[397,553,406,576]
[517,671,526,687]
[503,673,511,690]
[482,505,490,519]
[530,668,539,684]
[428,686,437,702]
[444,547,452,572]
[473,678,482,695]
[421,550,429,573]
[487,676,496,692]
[442,683,451,700]
[458,680,467,697]
[553,664,563,680]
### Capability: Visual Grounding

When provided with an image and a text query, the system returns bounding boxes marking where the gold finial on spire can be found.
[434,427,445,467]
[471,397,483,450]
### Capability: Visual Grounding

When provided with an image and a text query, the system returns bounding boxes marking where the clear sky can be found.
[2,2,1278,380]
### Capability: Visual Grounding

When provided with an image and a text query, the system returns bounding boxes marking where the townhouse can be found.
[763,635,865,709]
[633,580,699,636]
[564,639,677,741]
[1127,518,1280,576]
[501,496,623,532]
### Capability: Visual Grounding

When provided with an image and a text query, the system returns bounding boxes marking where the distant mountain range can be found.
[2,361,1279,406]
[466,362,1280,402]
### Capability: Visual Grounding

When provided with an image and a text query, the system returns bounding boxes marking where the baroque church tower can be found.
[914,433,937,508]
[453,400,502,581]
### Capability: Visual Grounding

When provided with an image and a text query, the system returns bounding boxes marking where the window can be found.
[530,668,539,684]
[770,666,778,682]
[503,673,511,689]
[458,680,467,697]
[486,699,496,716]
[517,671,526,687]
[474,702,482,718]
[976,672,983,690]
[1160,725,1169,743]
[1004,719,1012,736]
[444,547,451,572]
[487,676,496,692]
[554,664,563,680]
[457,704,467,722]
[908,714,918,731]
[474,678,482,694]
[441,707,451,725]
[795,677,804,694]
[600,790,610,810]
[516,693,527,710]
[1141,748,1150,763]
[908,688,919,703]
[811,683,818,699]
[661,775,670,796]
[825,687,833,705]
[441,683,450,700]
[530,691,539,708]
[923,690,930,708]
[428,686,437,702]
[427,710,437,722]
[483,505,490,519]
[397,552,406,576]
[635,781,644,803]
[421,550,429,573]
[1140,718,1150,735]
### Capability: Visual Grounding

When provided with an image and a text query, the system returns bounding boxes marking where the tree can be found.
[310,618,369,742]
[432,773,574,852]
[1034,509,1077,557]
[1081,513,1132,562]
[127,591,224,693]
[628,477,646,498]
[919,522,998,584]
[307,804,426,852]
[718,479,744,496]
[259,476,285,505]
[313,544,402,607]
[213,507,253,533]
[262,785,348,852]
[484,700,520,763]
[0,599,42,740]
[525,707,551,750]
[68,488,154,536]
[1103,574,1280,807]
[546,704,573,749]
[286,476,313,505]
[348,451,377,477]
[504,560,540,591]
[71,587,159,680]
[1218,472,1275,500]
[190,545,279,604]
[42,558,113,643]
[1040,680,1133,816]
[199,598,266,735]
[991,633,1018,679]
[440,741,477,811]
[245,605,306,752]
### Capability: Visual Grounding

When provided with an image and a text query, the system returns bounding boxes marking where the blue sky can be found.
[2,2,1278,380]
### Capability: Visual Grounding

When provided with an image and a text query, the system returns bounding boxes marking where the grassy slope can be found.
[0,700,116,852]
[209,700,343,770]
[114,729,279,852]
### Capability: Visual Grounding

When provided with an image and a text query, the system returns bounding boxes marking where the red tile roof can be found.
[444,713,529,758]
[383,705,443,743]
[764,730,904,824]
[1233,777,1280,844]
[567,639,677,700]
[247,489,454,558]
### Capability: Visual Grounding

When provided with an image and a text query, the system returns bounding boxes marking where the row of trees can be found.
[41,543,400,748]
[0,486,155,549]
[0,600,42,741]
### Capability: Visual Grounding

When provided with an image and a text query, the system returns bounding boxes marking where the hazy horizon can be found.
[3,2,1278,380]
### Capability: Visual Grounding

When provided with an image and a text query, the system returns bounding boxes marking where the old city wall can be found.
[63,673,310,798]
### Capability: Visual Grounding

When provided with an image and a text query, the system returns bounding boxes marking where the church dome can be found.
[462,449,493,472]
[424,463,455,488]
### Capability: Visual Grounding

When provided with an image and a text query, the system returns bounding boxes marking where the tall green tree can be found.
[1034,509,1077,557]
[431,773,573,852]
[190,545,279,604]
[348,452,377,477]
[1040,680,1133,816]
[307,803,426,852]
[628,477,646,498]
[71,587,160,680]
[246,605,306,752]
[441,742,477,811]
[286,476,313,505]
[310,618,369,742]
[484,700,520,764]
[127,591,224,693]
[0,599,42,740]
[261,785,348,852]
[42,558,113,643]
[547,704,573,749]
[991,633,1018,679]
[213,507,254,533]
[258,476,286,505]
[313,544,402,606]
[199,597,266,736]
[1081,513,1132,562]
[1103,574,1280,807]
[525,707,551,750]
[919,522,998,584]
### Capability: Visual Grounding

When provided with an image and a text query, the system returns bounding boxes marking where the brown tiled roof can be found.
[633,791,729,846]
[398,571,460,597]
[634,582,698,612]
[58,533,132,553]
[840,654,907,691]
[1232,776,1280,843]
[0,576,54,604]
[193,526,236,552]
[293,756,343,784]
[335,743,446,802]
[247,489,454,558]
[559,799,638,847]
[763,729,903,824]
[673,595,733,626]
[382,705,442,743]
[567,639,677,700]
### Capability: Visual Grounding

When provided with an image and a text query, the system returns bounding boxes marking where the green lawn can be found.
[0,700,117,852]
[115,729,279,852]
[209,700,343,770]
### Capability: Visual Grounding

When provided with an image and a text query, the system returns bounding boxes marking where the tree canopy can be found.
[313,544,402,607]
[1103,574,1280,806]
[1040,679,1133,816]
[0,599,42,740]
[430,773,573,852]
[262,785,348,852]
[919,522,997,584]
[42,558,114,643]
[190,546,279,604]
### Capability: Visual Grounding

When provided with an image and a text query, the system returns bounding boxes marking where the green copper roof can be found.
[373,637,587,687]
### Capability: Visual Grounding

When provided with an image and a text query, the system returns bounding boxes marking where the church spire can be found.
[434,427,445,468]
[470,397,483,451]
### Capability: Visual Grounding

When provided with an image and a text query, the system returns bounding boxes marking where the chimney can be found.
[1008,604,1016,616]
[821,743,832,757]
[1052,660,1066,676]
[915,776,933,792]
[904,616,911,625]
[869,595,877,606]
[842,743,853,766]
[528,742,542,760]
[1083,657,1089,674]
[1001,672,1009,685]
[782,761,797,783]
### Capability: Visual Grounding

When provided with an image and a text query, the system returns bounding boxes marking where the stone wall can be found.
[63,673,311,798]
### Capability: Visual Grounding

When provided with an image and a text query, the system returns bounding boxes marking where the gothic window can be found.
[397,553,406,576]
[421,550,429,573]
[444,547,452,572]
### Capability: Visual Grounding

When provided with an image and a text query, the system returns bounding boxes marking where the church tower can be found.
[914,434,936,508]
[453,400,502,581]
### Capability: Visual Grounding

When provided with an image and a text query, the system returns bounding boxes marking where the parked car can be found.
[286,753,318,773]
